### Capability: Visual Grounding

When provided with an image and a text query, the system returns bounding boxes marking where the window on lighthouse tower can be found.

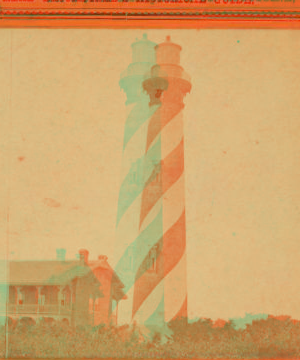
[151,257,156,271]
[149,246,158,273]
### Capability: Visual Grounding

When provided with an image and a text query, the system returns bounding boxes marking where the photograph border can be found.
[1,0,300,28]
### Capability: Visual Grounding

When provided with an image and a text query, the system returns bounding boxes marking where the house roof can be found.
[4,256,126,301]
[8,260,93,286]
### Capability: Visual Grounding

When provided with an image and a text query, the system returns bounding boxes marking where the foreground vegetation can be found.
[0,316,299,358]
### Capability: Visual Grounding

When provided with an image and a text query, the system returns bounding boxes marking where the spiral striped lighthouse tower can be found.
[114,34,191,333]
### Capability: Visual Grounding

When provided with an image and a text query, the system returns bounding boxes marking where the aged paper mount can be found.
[0,3,300,360]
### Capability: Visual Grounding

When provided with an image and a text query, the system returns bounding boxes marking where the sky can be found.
[0,29,300,320]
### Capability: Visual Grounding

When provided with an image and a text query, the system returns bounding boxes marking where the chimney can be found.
[98,255,108,262]
[78,249,89,264]
[56,248,66,261]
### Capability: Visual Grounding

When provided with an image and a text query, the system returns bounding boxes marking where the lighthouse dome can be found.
[156,36,182,66]
[131,34,156,64]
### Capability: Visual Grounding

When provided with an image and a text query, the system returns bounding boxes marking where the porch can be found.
[7,285,73,322]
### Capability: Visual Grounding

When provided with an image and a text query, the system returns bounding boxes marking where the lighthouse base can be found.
[133,321,174,344]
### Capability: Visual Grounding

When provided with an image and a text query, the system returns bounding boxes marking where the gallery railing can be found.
[7,304,72,316]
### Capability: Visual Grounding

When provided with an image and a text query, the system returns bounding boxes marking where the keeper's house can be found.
[0,249,126,327]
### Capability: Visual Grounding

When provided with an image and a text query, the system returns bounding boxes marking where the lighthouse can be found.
[114,35,191,334]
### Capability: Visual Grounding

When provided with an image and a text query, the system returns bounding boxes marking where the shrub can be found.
[1,315,300,358]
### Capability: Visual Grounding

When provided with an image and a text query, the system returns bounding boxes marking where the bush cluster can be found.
[0,316,299,358]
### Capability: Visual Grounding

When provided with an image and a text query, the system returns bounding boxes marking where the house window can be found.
[58,289,65,306]
[95,298,101,312]
[89,298,94,314]
[17,290,24,305]
[61,292,69,306]
[38,294,45,306]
